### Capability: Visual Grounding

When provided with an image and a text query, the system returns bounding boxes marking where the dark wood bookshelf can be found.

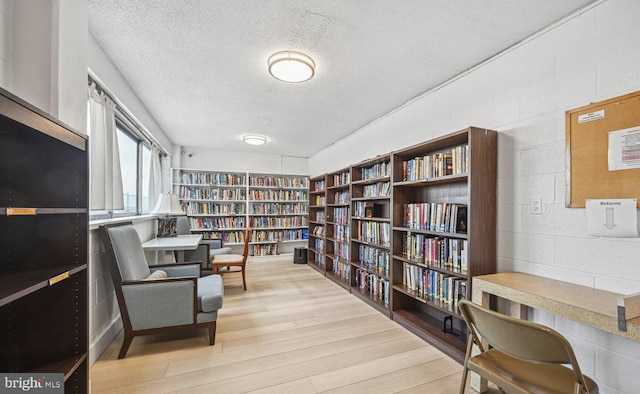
[391,126,496,362]
[0,87,88,392]
[308,126,496,364]
[307,174,327,274]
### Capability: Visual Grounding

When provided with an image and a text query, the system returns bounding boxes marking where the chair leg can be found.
[242,269,247,291]
[118,332,134,359]
[208,321,217,346]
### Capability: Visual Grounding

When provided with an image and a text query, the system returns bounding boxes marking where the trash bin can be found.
[293,247,307,264]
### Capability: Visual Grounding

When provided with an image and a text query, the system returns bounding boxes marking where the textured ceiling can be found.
[88,0,596,158]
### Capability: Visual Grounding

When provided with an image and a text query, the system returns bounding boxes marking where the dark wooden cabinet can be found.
[0,88,88,392]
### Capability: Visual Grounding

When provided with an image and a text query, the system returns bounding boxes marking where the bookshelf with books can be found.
[349,155,392,316]
[247,173,309,256]
[324,168,351,289]
[174,169,248,244]
[307,175,327,273]
[391,126,497,362]
[0,89,89,392]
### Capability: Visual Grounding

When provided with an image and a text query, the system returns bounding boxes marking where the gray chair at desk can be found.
[176,216,232,271]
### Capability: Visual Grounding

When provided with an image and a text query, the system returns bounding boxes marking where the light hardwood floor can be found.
[90,256,494,393]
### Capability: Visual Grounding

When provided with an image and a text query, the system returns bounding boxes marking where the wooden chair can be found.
[458,299,598,394]
[211,227,251,291]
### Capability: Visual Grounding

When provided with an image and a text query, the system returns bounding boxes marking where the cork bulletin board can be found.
[566,90,640,208]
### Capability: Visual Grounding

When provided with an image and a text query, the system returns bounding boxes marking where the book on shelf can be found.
[354,269,390,306]
[402,262,467,309]
[403,202,467,233]
[361,162,391,180]
[401,144,469,181]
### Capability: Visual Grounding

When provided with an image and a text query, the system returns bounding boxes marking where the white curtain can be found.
[148,146,163,211]
[88,82,124,211]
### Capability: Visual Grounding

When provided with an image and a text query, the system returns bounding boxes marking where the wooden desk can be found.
[472,272,640,342]
[142,234,203,262]
[470,272,640,392]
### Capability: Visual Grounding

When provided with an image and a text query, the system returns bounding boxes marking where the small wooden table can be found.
[142,234,203,262]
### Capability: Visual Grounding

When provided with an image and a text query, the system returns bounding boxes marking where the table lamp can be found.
[152,193,185,237]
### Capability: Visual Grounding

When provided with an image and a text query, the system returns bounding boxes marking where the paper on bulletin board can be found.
[608,126,640,171]
[586,199,639,238]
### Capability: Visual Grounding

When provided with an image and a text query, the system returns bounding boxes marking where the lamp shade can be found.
[151,193,185,215]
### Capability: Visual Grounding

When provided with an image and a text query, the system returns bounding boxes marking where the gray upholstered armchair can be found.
[99,222,224,359]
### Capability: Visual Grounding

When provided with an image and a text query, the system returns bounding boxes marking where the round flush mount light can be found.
[268,51,315,83]
[243,135,267,145]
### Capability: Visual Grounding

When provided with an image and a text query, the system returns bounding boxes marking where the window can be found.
[87,79,163,221]
[113,122,154,216]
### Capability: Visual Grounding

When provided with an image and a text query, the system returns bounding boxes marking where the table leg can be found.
[176,250,185,262]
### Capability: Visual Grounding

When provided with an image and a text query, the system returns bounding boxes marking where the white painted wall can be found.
[309,0,640,392]
[175,145,308,176]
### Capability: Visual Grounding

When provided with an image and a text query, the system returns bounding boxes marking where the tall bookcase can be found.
[247,174,309,256]
[307,127,496,362]
[391,127,496,361]
[0,89,88,392]
[307,175,326,273]
[174,169,247,243]
[324,168,351,289]
[350,156,392,316]
[173,169,309,256]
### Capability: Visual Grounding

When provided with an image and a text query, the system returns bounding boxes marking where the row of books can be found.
[201,230,244,243]
[331,207,349,224]
[315,196,326,206]
[178,186,245,200]
[354,269,390,306]
[314,179,325,191]
[332,241,350,260]
[189,216,245,229]
[181,202,246,215]
[250,190,308,201]
[315,211,325,223]
[250,202,308,215]
[314,239,324,252]
[358,244,390,277]
[250,216,308,228]
[331,224,350,242]
[403,202,467,233]
[250,229,305,242]
[362,181,391,198]
[331,258,350,281]
[333,191,349,204]
[314,252,324,266]
[248,175,309,189]
[401,234,468,273]
[402,262,467,308]
[251,244,278,256]
[179,171,245,186]
[401,144,469,181]
[332,172,350,187]
[312,225,324,236]
[361,162,391,180]
[355,220,391,247]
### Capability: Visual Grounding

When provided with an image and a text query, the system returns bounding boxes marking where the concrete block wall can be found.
[309,0,640,392]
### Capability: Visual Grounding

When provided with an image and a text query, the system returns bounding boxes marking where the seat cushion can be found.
[197,274,224,312]
[213,253,244,264]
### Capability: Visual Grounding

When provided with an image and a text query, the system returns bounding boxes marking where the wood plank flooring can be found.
[90,256,495,393]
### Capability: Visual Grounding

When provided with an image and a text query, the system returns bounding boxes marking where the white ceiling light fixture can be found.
[243,135,267,145]
[268,51,315,83]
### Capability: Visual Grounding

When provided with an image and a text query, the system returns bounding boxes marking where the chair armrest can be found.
[121,277,198,330]
[152,262,201,277]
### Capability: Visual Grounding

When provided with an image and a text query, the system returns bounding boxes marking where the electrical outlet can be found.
[530,196,542,214]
